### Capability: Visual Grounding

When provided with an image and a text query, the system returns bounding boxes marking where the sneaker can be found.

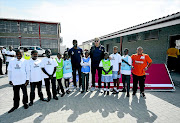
[99,88,103,93]
[73,86,77,91]
[91,87,95,92]
[40,98,47,101]
[8,107,17,113]
[66,90,70,94]
[121,88,126,92]
[112,90,118,94]
[61,93,65,97]
[81,91,84,93]
[24,104,29,109]
[29,101,33,106]
[141,92,146,98]
[53,96,58,100]
[47,97,51,102]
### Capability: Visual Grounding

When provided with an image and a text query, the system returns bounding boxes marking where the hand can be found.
[144,67,148,71]
[25,80,29,86]
[9,81,13,85]
[118,71,120,75]
[49,75,53,79]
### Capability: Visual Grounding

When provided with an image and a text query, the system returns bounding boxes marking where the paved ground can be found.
[0,60,180,123]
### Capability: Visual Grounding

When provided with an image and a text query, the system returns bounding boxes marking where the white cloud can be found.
[0,0,180,47]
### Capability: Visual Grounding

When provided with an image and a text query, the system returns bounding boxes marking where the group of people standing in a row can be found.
[0,37,152,114]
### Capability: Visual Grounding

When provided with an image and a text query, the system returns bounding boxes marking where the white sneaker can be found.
[99,88,103,93]
[91,87,95,92]
[73,86,77,91]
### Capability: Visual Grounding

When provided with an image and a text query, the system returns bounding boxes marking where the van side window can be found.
[29,47,35,50]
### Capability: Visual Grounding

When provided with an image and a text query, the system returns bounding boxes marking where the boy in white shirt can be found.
[5,46,15,74]
[41,49,58,102]
[80,51,91,93]
[8,50,29,113]
[29,50,47,106]
[109,46,122,94]
[121,48,132,97]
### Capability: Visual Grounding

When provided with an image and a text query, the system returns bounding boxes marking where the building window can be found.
[144,30,159,40]
[106,44,109,52]
[128,34,138,42]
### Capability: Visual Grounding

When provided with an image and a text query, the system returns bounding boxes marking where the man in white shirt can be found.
[29,50,47,106]
[7,50,29,113]
[0,48,4,75]
[5,46,15,74]
[121,48,132,97]
[41,49,58,102]
[109,46,122,94]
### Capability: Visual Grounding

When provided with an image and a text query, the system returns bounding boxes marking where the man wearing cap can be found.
[90,38,105,93]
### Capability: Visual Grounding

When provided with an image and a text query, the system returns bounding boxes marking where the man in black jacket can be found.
[90,38,105,93]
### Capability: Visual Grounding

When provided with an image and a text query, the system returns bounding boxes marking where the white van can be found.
[18,46,47,56]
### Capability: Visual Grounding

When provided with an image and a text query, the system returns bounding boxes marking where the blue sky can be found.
[0,0,180,48]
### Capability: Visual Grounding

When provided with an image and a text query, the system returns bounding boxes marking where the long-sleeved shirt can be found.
[8,58,30,85]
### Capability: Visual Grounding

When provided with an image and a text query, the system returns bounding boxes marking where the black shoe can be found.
[47,98,51,102]
[107,91,109,95]
[8,107,17,113]
[66,90,70,94]
[53,96,58,100]
[40,98,47,101]
[61,93,65,97]
[24,104,29,109]
[29,102,33,106]
[5,72,7,74]
[104,91,106,95]
[0,73,4,75]
[141,92,146,98]
[112,90,118,94]
[127,93,129,97]
[81,91,84,93]
[132,92,136,96]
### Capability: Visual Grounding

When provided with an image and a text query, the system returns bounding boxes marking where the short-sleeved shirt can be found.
[110,53,122,71]
[131,53,152,76]
[68,47,83,68]
[167,48,179,58]
[29,59,43,82]
[6,50,16,62]
[41,57,58,79]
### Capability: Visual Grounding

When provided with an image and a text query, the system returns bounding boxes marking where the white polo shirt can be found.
[109,53,122,71]
[29,58,43,82]
[41,57,58,79]
[6,50,16,62]
[8,58,30,85]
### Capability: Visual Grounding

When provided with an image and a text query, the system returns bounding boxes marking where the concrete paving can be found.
[0,60,180,123]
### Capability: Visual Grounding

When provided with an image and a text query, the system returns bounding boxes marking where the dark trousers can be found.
[64,79,69,88]
[133,74,146,93]
[6,62,9,74]
[122,74,130,93]
[44,77,57,99]
[72,67,82,87]
[167,56,177,71]
[57,79,65,93]
[0,58,3,74]
[13,84,28,108]
[30,81,44,102]
[91,66,102,88]
[104,82,110,90]
[2,54,6,64]
[82,73,89,91]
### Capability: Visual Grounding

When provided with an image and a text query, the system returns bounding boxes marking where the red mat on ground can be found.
[95,64,175,91]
